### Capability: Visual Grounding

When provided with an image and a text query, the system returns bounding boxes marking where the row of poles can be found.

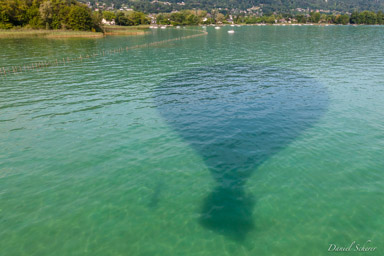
[0,29,208,79]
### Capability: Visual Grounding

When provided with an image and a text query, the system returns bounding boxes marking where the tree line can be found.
[238,10,384,25]
[102,10,150,26]
[0,0,101,30]
[154,10,384,25]
[102,8,384,26]
[81,0,384,14]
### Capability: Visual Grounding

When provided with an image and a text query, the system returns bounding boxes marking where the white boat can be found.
[161,26,166,29]
[215,26,221,30]
[231,24,235,27]
[176,26,181,28]
[228,30,235,34]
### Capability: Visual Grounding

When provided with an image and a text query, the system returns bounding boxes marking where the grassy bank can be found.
[0,26,150,39]
[0,29,104,39]
[103,25,150,36]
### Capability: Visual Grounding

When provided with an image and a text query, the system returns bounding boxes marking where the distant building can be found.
[247,6,260,12]
[151,0,172,5]
[148,14,157,24]
[101,18,115,25]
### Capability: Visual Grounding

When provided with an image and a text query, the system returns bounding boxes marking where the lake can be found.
[1,25,384,255]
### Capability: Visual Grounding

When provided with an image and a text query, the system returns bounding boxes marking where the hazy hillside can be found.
[82,0,384,13]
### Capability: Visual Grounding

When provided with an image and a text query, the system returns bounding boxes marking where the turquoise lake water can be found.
[1,26,384,255]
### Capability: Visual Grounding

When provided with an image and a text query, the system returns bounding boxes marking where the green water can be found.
[1,26,384,256]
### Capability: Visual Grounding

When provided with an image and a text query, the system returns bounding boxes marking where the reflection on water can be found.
[156,65,328,240]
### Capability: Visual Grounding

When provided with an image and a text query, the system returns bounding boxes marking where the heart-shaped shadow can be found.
[154,65,328,240]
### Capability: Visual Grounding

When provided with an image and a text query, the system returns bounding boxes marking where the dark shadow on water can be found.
[148,181,163,209]
[200,186,255,241]
[155,65,328,240]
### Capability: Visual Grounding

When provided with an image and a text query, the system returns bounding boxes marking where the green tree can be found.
[129,11,148,25]
[215,13,224,23]
[266,15,276,24]
[0,1,13,29]
[68,5,92,30]
[365,11,377,24]
[156,13,170,25]
[310,12,321,23]
[335,14,350,25]
[91,10,103,30]
[170,12,184,25]
[377,11,384,25]
[115,11,134,26]
[350,11,359,24]
[103,11,115,21]
[39,0,53,29]
[186,13,198,25]
[358,11,377,24]
[296,14,307,23]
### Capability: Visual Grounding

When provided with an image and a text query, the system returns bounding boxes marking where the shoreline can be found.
[206,23,383,26]
[1,23,380,39]
[0,25,151,39]
[0,29,104,39]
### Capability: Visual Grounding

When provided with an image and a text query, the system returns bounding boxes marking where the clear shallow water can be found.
[1,26,384,255]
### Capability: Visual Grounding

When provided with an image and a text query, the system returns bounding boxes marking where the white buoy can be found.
[228,30,235,34]
[215,26,221,30]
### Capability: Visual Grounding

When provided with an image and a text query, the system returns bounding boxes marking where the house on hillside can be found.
[102,18,116,25]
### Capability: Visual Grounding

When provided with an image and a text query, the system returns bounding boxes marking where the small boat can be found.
[176,26,181,29]
[215,26,221,30]
[231,24,235,27]
[228,30,235,34]
[161,26,166,29]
